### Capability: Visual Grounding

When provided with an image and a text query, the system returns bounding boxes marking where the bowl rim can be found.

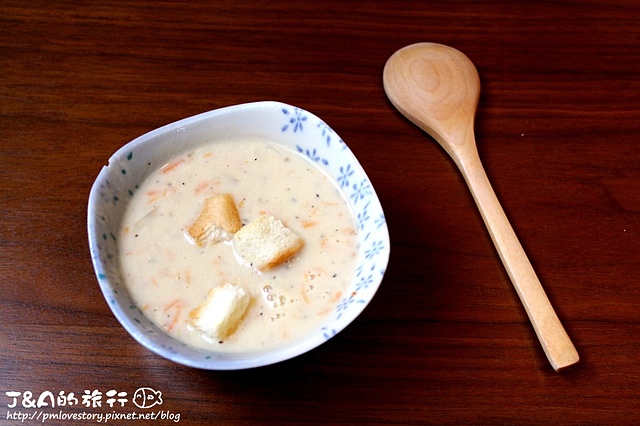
[87,100,390,369]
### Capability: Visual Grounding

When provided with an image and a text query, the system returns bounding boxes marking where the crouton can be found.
[188,194,242,246]
[188,283,251,341]
[232,214,304,271]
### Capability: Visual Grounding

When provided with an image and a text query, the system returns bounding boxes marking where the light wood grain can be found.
[383,42,579,371]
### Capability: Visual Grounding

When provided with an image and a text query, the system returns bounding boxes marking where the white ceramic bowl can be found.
[87,101,390,369]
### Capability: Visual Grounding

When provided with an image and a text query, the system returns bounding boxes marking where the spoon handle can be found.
[460,150,579,371]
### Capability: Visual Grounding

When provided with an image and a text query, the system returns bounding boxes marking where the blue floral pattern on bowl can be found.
[87,101,390,370]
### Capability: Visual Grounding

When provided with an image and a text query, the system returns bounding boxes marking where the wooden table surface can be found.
[2,1,640,424]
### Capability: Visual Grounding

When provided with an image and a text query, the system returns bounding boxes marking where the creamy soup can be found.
[118,140,359,353]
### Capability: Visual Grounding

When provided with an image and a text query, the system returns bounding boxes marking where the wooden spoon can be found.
[383,42,579,371]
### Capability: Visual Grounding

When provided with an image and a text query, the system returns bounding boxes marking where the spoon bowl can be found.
[383,42,579,371]
[384,43,480,167]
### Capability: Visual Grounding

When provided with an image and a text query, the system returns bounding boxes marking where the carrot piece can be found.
[301,283,311,303]
[164,300,184,332]
[317,307,332,316]
[320,238,329,249]
[161,158,185,174]
[194,181,210,194]
[146,189,161,203]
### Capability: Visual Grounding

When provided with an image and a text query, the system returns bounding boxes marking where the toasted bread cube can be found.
[188,194,242,246]
[232,214,304,271]
[189,283,251,341]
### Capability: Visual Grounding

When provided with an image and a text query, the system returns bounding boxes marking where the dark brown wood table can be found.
[3,1,640,424]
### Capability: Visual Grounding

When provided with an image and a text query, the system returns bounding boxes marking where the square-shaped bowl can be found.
[87,101,390,369]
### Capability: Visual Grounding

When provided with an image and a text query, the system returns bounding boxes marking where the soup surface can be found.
[118,139,358,353]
